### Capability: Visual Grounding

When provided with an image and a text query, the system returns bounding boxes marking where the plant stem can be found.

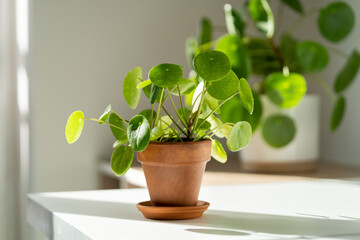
[155,88,165,125]
[177,84,187,127]
[150,104,154,128]
[326,46,348,60]
[83,118,126,131]
[158,118,183,141]
[161,106,188,137]
[286,7,321,34]
[190,82,207,138]
[195,91,238,133]
[167,89,188,128]
[309,75,336,102]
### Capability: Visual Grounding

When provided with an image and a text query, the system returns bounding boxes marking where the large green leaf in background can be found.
[123,67,142,109]
[65,111,84,144]
[248,0,274,38]
[330,95,346,131]
[207,70,239,100]
[265,72,306,108]
[198,17,212,45]
[318,2,355,43]
[224,4,245,37]
[281,0,303,14]
[149,63,183,88]
[111,146,133,176]
[262,114,296,148]
[193,50,231,82]
[185,37,198,67]
[227,121,252,151]
[127,115,150,152]
[220,91,262,132]
[216,35,251,79]
[211,139,227,163]
[296,41,329,72]
[109,113,127,141]
[334,50,360,93]
[279,34,303,73]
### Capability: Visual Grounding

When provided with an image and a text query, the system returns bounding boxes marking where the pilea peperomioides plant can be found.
[186,0,360,148]
[65,50,254,175]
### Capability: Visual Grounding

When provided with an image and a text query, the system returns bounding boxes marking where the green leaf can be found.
[111,146,133,176]
[150,84,162,104]
[334,50,360,93]
[205,94,220,114]
[262,114,296,148]
[224,4,245,37]
[150,127,164,141]
[227,121,252,151]
[65,111,84,144]
[207,70,239,100]
[137,79,152,89]
[211,139,227,163]
[207,115,232,138]
[238,78,254,114]
[109,113,127,141]
[248,0,274,38]
[318,2,355,42]
[185,37,198,67]
[296,41,329,72]
[149,63,183,88]
[178,107,191,125]
[220,92,262,132]
[139,109,157,123]
[98,104,111,124]
[127,115,150,152]
[171,78,196,96]
[123,66,142,109]
[198,17,212,45]
[330,95,346,131]
[281,0,303,14]
[216,35,251,79]
[265,72,307,108]
[279,34,303,73]
[157,115,173,129]
[196,118,211,131]
[193,50,231,82]
[112,139,127,148]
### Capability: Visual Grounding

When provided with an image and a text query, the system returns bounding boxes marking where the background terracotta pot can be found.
[137,140,211,206]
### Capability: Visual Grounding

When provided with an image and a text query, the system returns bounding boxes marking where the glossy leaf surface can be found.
[111,146,133,176]
[65,111,84,144]
[109,113,127,141]
[227,121,252,151]
[123,67,142,109]
[127,115,150,152]
[149,63,183,88]
[207,70,239,100]
[238,78,254,114]
[211,139,227,163]
[99,104,111,124]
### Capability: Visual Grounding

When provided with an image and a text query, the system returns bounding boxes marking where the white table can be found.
[28,180,360,240]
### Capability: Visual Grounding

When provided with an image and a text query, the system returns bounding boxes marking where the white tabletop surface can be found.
[28,179,360,240]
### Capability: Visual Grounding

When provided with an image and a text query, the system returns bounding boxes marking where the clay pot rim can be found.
[147,139,211,146]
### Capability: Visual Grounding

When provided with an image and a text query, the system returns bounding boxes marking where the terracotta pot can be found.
[137,140,211,206]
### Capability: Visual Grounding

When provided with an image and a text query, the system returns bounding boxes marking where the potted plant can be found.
[65,50,253,219]
[185,0,359,172]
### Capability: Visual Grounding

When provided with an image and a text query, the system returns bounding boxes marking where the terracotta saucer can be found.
[136,200,210,220]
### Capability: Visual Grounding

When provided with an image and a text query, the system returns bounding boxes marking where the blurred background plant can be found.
[185,0,359,148]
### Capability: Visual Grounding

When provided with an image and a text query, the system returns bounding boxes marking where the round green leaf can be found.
[211,139,227,163]
[65,111,84,144]
[238,78,254,114]
[198,17,212,45]
[227,121,252,151]
[112,139,127,149]
[248,0,274,38]
[216,35,251,79]
[150,127,164,141]
[149,63,183,88]
[127,115,150,152]
[139,109,157,123]
[330,95,346,131]
[207,70,239,100]
[196,118,212,131]
[111,146,133,176]
[137,79,152,89]
[220,92,262,132]
[262,114,296,148]
[334,50,360,93]
[109,113,127,141]
[296,41,329,72]
[123,66,142,109]
[318,2,355,42]
[171,78,196,96]
[265,72,307,108]
[98,104,111,124]
[193,50,231,82]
